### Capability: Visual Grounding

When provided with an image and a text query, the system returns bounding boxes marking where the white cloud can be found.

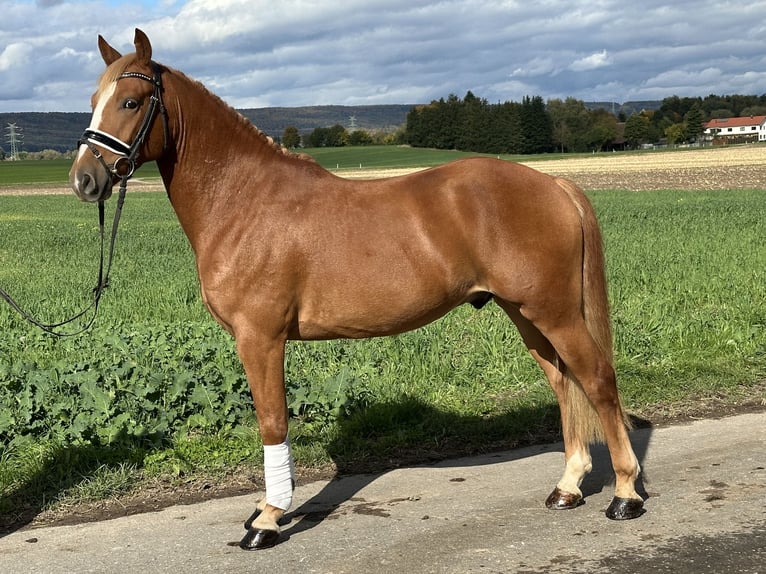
[3,0,766,112]
[569,50,610,72]
[511,57,559,78]
[0,43,33,72]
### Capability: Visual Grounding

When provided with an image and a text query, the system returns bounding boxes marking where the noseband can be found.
[78,62,168,181]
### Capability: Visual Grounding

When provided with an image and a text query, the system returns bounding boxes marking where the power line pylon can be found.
[5,123,23,160]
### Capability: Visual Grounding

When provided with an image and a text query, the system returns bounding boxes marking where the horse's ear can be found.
[134,28,152,64]
[98,35,122,66]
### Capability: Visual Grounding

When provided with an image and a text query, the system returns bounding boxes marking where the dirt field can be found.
[341,145,766,191]
[3,145,765,196]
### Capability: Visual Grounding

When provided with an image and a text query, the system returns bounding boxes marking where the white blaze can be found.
[76,82,117,161]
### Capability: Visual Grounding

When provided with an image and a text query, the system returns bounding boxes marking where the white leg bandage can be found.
[263,441,295,511]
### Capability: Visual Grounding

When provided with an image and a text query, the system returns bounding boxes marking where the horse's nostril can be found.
[73,171,100,200]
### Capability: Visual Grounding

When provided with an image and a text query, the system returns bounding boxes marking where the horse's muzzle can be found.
[70,160,114,203]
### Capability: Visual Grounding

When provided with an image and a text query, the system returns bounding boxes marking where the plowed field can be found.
[344,145,766,191]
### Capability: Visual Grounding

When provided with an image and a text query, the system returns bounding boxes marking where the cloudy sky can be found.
[2,0,766,112]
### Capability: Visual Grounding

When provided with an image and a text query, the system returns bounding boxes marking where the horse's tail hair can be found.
[555,178,627,444]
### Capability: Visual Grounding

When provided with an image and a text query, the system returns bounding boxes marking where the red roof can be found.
[704,115,766,129]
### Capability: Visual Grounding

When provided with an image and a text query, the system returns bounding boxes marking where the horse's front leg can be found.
[233,329,294,550]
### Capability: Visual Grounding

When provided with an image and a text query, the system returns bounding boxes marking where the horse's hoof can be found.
[239,527,280,550]
[545,487,583,510]
[605,497,645,520]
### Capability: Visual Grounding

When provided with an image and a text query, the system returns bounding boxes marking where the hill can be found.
[1,101,666,154]
[0,105,416,154]
[1,112,91,154]
[239,105,415,136]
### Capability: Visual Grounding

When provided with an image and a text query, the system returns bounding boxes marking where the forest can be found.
[3,93,766,159]
[401,92,766,153]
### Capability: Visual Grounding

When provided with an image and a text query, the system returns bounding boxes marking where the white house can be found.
[703,115,766,143]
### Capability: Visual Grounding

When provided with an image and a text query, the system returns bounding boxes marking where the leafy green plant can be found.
[0,322,254,446]
[287,367,373,426]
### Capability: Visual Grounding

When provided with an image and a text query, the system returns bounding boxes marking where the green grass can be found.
[0,159,161,186]
[0,147,565,187]
[303,145,536,170]
[598,191,766,405]
[1,170,765,526]
[0,159,73,185]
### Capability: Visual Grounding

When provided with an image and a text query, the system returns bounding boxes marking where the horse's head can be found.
[70,29,167,202]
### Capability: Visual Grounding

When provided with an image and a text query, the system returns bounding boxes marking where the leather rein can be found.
[0,63,167,337]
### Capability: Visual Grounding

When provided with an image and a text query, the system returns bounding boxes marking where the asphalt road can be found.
[1,411,764,573]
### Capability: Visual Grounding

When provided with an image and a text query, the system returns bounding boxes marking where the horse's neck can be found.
[160,70,276,182]
[156,69,285,247]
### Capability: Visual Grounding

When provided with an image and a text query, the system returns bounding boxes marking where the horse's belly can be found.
[292,282,472,340]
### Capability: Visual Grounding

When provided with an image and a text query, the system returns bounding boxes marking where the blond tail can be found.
[556,178,627,444]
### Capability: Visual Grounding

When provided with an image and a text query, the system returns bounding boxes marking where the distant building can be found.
[703,115,766,144]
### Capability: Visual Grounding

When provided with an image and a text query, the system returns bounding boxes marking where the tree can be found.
[683,103,705,142]
[547,98,591,152]
[586,109,618,151]
[307,127,328,147]
[348,129,373,146]
[282,126,301,149]
[307,125,348,147]
[455,91,489,152]
[326,124,348,147]
[520,95,552,153]
[404,91,554,154]
[486,101,522,153]
[739,105,766,117]
[664,123,686,146]
[624,113,651,148]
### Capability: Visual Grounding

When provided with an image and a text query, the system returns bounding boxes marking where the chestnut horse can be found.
[70,29,644,550]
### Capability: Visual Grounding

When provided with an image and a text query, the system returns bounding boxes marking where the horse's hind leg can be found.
[529,312,644,519]
[500,303,594,510]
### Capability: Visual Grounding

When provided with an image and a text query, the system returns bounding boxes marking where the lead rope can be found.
[0,175,129,337]
[1,63,165,337]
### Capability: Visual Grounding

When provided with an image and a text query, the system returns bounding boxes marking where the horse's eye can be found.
[123,99,139,110]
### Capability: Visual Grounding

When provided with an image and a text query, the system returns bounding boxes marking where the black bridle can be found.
[0,63,167,337]
[78,62,168,182]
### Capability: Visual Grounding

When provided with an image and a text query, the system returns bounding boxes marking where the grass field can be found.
[0,158,161,187]
[1,149,765,529]
[0,159,77,185]
[0,148,513,187]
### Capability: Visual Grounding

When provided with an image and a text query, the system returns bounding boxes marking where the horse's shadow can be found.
[276,397,652,544]
[0,398,652,542]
